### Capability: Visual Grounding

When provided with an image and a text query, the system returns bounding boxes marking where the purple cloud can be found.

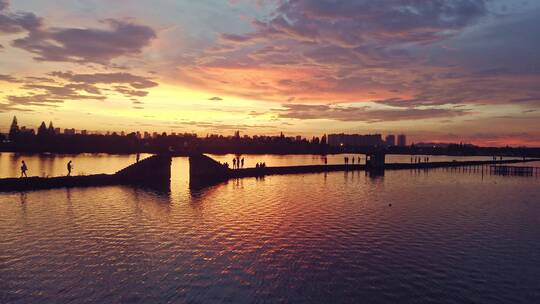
[50,71,158,89]
[175,0,540,124]
[233,0,487,47]
[12,19,156,64]
[0,74,19,82]
[3,71,158,110]
[0,0,41,34]
[276,103,470,123]
[7,82,106,107]
[114,86,149,97]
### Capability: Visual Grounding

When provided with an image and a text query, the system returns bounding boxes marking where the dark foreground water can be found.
[1,154,539,303]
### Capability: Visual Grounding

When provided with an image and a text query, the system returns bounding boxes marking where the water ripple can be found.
[1,157,539,303]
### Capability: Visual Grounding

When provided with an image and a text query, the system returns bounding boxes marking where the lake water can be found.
[1,153,539,303]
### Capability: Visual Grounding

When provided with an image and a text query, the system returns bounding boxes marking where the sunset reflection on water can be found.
[1,154,539,303]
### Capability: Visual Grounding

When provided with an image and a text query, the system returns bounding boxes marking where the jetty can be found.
[0,154,172,192]
[189,154,540,187]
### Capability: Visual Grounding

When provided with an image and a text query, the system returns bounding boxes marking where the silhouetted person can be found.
[20,161,28,178]
[67,160,73,176]
[233,158,237,169]
[136,153,140,163]
[358,156,361,164]
[324,157,328,165]
[241,158,244,168]
[256,163,259,169]
[351,157,355,164]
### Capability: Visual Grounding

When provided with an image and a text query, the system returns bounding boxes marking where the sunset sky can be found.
[1,0,539,146]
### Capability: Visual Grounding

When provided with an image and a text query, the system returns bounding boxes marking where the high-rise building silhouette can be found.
[397,134,407,147]
[385,135,396,146]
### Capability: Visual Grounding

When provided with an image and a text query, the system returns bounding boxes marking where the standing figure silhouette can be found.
[20,161,28,178]
[67,160,73,176]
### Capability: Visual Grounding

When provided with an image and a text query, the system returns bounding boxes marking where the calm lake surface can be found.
[1,153,539,303]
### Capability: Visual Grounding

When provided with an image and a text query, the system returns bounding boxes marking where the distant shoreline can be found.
[3,128,540,157]
[1,149,539,158]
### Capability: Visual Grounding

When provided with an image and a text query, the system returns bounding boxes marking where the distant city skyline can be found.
[4,116,468,150]
[2,115,536,148]
[7,115,402,144]
[1,1,540,147]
